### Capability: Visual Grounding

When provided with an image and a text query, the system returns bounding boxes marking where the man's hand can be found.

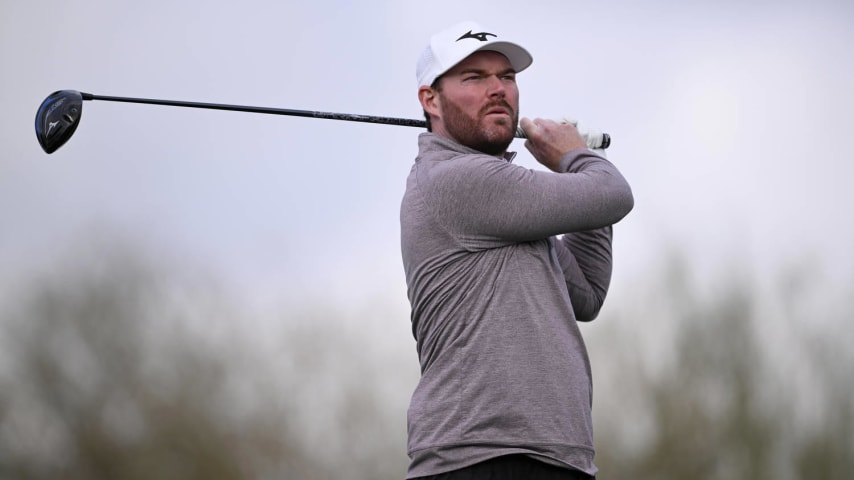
[520,117,589,172]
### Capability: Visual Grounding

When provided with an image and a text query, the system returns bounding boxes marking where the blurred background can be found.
[2,1,852,478]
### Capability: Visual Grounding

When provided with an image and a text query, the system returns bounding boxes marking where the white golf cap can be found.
[416,21,533,88]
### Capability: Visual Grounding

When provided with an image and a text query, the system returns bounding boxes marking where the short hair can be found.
[423,76,443,132]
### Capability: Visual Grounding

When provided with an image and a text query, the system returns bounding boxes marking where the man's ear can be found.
[419,86,440,118]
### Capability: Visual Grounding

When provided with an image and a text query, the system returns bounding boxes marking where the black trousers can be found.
[413,454,595,480]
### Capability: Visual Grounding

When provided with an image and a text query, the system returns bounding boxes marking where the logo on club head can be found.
[46,121,59,135]
[457,30,497,42]
[47,98,65,115]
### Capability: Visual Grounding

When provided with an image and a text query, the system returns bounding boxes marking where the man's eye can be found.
[464,75,481,81]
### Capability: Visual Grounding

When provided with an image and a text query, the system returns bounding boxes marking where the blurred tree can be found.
[0,243,409,479]
[590,255,854,480]
[3,241,850,480]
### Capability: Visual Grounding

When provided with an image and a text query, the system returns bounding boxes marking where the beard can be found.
[439,96,518,156]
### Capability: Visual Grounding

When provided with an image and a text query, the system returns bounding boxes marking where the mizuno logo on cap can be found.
[457,30,496,42]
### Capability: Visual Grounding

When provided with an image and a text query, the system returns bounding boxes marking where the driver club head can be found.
[35,90,84,154]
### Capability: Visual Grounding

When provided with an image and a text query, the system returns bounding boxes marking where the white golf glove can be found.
[516,118,609,156]
[558,117,608,158]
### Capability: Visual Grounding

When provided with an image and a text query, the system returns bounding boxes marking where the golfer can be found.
[400,21,634,479]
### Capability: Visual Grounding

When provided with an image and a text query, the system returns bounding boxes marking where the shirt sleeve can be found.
[553,226,614,321]
[422,148,633,250]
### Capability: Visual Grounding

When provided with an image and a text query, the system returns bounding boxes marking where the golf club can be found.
[35,90,611,154]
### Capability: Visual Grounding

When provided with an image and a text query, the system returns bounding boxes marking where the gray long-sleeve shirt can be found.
[400,133,633,478]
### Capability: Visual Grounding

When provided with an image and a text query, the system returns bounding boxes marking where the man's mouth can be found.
[485,106,510,116]
[481,100,513,116]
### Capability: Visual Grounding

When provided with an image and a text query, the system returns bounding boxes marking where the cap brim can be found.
[475,41,533,73]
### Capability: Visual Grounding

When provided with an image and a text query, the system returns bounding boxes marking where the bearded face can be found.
[423,50,520,156]
[439,94,518,156]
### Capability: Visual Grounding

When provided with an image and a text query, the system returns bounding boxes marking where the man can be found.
[400,21,634,480]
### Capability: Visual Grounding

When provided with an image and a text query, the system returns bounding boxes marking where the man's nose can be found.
[486,75,506,97]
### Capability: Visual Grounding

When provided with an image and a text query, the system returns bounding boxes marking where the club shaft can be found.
[80,92,610,147]
[83,92,431,131]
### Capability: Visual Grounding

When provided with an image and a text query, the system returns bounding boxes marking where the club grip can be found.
[514,124,611,150]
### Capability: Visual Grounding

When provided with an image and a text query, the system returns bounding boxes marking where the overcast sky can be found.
[2,0,853,320]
